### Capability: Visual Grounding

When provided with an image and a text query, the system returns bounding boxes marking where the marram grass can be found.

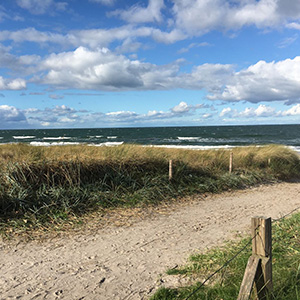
[0,144,299,233]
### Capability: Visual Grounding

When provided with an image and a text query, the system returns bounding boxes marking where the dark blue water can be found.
[0,125,299,151]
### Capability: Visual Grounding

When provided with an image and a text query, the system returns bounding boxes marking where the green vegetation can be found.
[151,212,300,300]
[0,144,299,234]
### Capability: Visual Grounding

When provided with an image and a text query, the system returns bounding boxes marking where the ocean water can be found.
[0,124,300,152]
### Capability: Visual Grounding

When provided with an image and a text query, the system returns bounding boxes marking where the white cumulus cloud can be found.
[207,56,300,104]
[172,0,300,36]
[0,105,27,128]
[0,76,26,90]
[287,22,300,30]
[171,101,203,113]
[281,104,300,116]
[37,47,191,91]
[110,0,165,23]
[220,105,277,118]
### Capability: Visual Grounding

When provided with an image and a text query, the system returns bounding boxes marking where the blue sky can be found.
[1,0,300,129]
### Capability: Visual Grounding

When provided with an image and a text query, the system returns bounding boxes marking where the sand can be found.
[1,182,300,300]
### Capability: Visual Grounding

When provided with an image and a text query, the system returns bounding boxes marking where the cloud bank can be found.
[1,101,300,129]
[1,41,300,105]
[0,101,206,128]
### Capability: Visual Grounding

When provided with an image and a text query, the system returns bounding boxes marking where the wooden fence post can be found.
[238,216,272,300]
[229,151,233,173]
[252,216,272,298]
[169,160,173,181]
[237,256,261,300]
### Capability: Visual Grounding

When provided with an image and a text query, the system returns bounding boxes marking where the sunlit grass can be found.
[0,144,299,234]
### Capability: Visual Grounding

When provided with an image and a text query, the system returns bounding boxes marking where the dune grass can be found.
[0,144,299,234]
[151,212,300,300]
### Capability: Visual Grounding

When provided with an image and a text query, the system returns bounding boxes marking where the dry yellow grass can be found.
[0,143,299,234]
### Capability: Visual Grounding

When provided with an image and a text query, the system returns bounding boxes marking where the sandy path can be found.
[1,182,300,300]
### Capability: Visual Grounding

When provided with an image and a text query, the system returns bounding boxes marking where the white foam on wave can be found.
[30,141,80,146]
[177,136,199,140]
[88,142,124,147]
[43,137,71,140]
[288,146,300,154]
[0,137,3,139]
[107,136,117,139]
[13,136,36,139]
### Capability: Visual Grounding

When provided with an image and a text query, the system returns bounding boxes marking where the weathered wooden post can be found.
[237,216,272,300]
[229,151,233,173]
[169,160,173,181]
[252,216,272,298]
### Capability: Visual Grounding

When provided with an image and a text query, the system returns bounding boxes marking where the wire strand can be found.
[272,205,300,223]
[185,227,259,300]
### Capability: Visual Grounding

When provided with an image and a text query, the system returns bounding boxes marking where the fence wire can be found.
[272,205,300,223]
[184,226,260,300]
[184,205,300,300]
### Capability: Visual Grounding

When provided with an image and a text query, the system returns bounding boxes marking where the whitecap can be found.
[177,137,199,140]
[288,146,300,154]
[13,136,36,139]
[30,141,80,146]
[88,142,124,147]
[43,137,71,140]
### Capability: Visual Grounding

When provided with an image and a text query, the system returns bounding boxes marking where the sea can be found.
[1,124,300,153]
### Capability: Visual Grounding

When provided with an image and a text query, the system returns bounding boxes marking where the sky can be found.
[1,0,300,129]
